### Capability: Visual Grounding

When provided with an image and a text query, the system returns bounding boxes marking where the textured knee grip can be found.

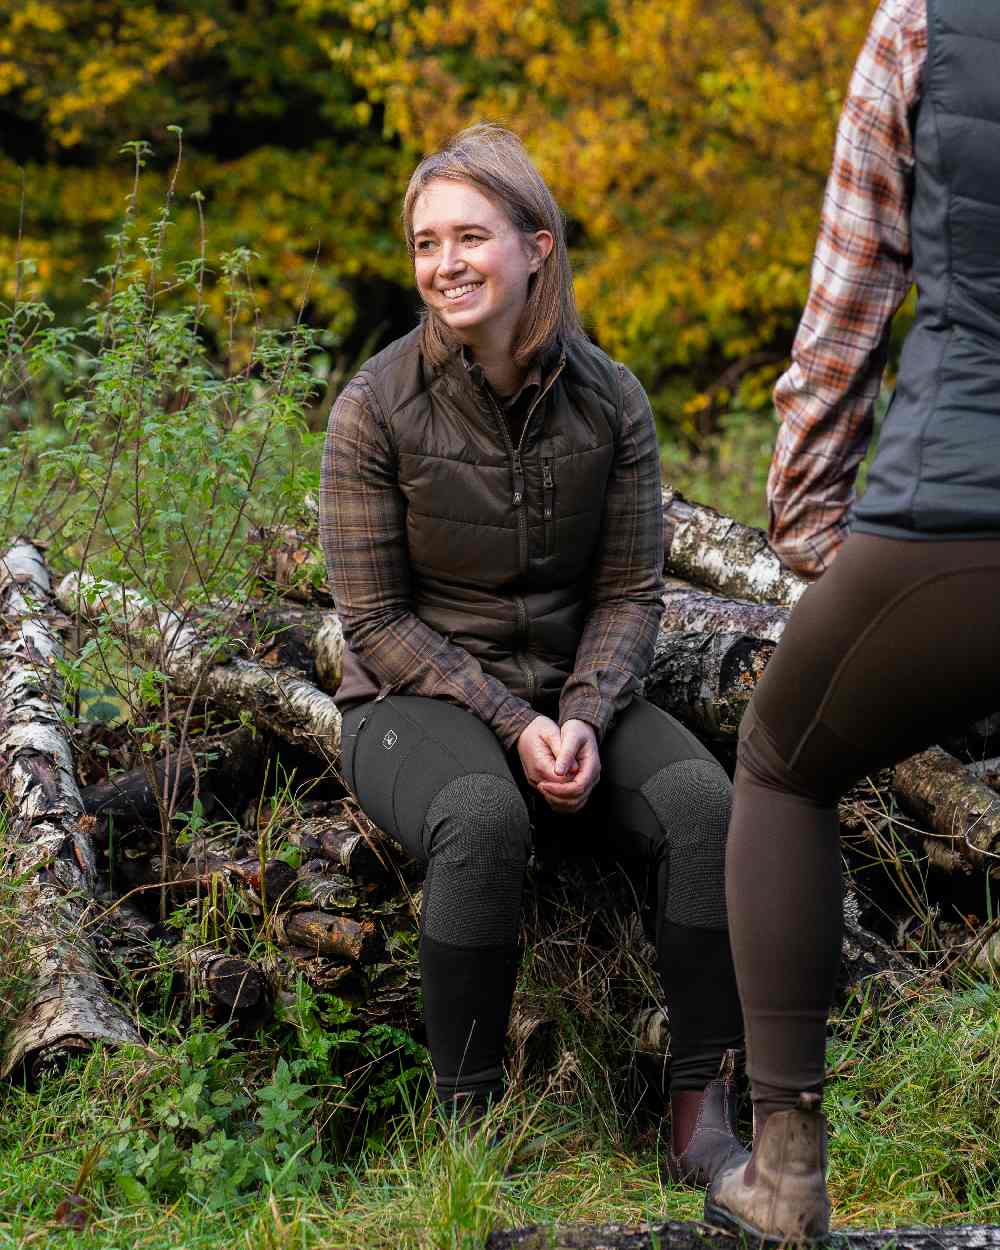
[642,758,731,930]
[421,773,531,947]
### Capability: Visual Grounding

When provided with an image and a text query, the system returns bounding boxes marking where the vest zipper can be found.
[542,458,554,557]
[478,355,566,706]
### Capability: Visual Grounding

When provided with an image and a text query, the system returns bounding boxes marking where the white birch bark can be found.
[56,573,342,757]
[0,543,140,1079]
[662,486,808,608]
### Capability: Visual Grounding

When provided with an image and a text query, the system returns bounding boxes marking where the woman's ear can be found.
[527,229,555,272]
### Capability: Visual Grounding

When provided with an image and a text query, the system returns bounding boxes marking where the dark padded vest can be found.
[337,327,624,712]
[853,0,1000,538]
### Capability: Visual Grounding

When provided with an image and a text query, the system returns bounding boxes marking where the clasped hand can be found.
[516,715,600,814]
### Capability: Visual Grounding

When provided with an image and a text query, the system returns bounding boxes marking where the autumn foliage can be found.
[1,0,875,425]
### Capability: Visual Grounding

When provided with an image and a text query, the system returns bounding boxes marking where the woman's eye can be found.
[415,239,436,253]
[462,234,485,245]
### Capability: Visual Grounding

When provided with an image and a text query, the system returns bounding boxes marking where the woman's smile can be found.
[441,280,484,302]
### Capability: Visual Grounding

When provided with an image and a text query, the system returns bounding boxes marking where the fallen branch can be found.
[0,542,140,1081]
[184,944,271,1023]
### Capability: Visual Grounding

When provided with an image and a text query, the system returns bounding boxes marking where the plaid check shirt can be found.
[768,0,927,577]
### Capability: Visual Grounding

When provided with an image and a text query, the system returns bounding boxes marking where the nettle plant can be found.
[0,136,323,896]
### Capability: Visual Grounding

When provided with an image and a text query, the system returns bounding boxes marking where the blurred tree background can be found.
[1,0,886,520]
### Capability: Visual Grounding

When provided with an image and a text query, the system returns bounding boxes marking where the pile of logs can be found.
[3,488,999,1091]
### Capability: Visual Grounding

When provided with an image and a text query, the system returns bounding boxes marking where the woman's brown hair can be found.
[402,123,582,368]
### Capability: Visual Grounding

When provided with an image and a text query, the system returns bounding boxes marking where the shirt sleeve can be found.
[558,365,665,740]
[319,376,537,750]
[767,0,927,578]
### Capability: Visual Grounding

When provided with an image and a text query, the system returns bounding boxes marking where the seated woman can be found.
[319,123,745,1185]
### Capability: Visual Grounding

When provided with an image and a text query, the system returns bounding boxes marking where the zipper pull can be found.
[512,451,525,506]
[542,459,553,519]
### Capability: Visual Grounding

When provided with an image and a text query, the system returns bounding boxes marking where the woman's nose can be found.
[438,241,465,276]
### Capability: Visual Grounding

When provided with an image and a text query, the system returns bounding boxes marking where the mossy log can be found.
[96,897,271,1023]
[275,909,383,964]
[278,808,403,882]
[178,851,300,912]
[645,627,776,741]
[487,1220,1000,1250]
[0,543,140,1081]
[894,747,1000,877]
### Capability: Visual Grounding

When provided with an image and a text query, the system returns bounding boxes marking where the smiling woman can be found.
[409,178,552,394]
[318,124,747,1185]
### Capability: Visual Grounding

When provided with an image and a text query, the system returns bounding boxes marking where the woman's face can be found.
[411,178,552,354]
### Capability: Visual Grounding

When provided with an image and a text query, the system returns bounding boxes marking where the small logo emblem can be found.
[382,729,398,750]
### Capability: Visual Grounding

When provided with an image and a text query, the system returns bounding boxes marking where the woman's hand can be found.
[517,716,600,814]
[516,715,565,791]
[538,719,601,813]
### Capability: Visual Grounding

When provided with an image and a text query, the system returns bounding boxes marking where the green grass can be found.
[3,977,1000,1247]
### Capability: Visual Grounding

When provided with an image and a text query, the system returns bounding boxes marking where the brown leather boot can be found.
[704,1092,830,1245]
[663,1050,749,1188]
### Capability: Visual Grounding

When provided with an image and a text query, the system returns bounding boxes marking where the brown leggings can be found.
[728,533,1000,1118]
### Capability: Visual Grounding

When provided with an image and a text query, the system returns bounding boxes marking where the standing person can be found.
[320,124,746,1185]
[706,0,1000,1241]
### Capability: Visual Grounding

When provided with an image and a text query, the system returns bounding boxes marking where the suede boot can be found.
[663,1050,749,1188]
[704,1092,830,1245]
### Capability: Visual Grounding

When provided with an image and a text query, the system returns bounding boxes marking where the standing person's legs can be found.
[588,697,746,1183]
[341,695,531,1111]
[712,534,1000,1239]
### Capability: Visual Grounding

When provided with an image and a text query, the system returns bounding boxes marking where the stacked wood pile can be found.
[3,488,999,1091]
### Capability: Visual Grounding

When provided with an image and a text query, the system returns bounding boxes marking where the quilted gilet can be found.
[854,0,1000,537]
[335,327,627,713]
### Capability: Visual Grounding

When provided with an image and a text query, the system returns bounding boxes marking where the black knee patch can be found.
[641,758,731,930]
[421,773,530,947]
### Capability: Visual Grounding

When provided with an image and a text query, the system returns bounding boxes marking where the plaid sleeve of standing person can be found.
[767,0,927,578]
[319,376,537,750]
[558,365,665,740]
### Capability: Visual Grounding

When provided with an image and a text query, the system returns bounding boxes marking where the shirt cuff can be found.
[493,700,538,751]
[558,689,610,742]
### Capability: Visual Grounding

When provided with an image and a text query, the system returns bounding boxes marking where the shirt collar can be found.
[460,347,544,408]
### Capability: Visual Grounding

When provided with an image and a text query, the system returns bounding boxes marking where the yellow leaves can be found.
[364,0,875,403]
[3,4,222,143]
[9,2,65,34]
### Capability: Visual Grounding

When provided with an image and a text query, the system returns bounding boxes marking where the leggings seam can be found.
[788,561,1000,773]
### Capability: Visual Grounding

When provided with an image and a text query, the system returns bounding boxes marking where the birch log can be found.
[0,543,140,1080]
[645,628,777,740]
[56,574,342,758]
[61,570,1000,878]
[662,487,809,608]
